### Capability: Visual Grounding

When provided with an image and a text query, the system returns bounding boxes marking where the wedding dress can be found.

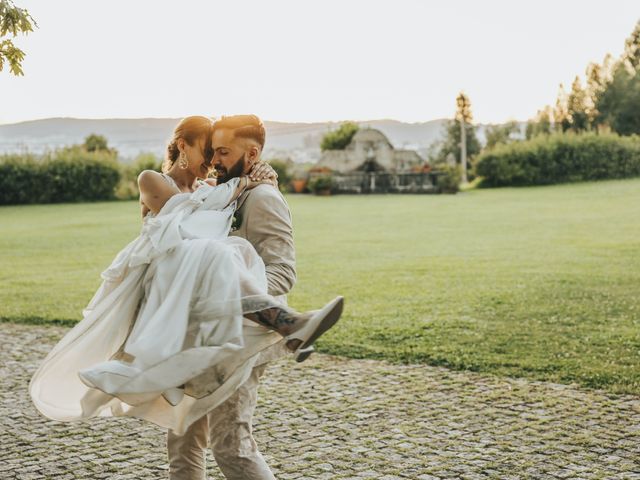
[29,176,286,435]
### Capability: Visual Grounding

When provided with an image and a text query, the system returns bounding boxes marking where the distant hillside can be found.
[0,117,448,162]
[0,117,521,163]
[0,118,185,161]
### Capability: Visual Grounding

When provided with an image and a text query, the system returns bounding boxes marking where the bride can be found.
[29,116,343,435]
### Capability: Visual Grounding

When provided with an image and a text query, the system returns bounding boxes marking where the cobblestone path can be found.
[1,323,639,480]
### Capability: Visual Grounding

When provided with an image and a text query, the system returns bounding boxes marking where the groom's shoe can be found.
[294,345,314,363]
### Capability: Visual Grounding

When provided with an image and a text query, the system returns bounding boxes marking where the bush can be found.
[0,154,49,204]
[115,153,163,200]
[267,159,292,193]
[0,149,121,205]
[475,132,640,187]
[435,165,461,193]
[308,175,334,195]
[320,122,359,151]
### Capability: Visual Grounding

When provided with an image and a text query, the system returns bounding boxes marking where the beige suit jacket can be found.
[229,184,296,364]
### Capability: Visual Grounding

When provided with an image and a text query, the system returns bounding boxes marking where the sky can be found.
[0,0,638,125]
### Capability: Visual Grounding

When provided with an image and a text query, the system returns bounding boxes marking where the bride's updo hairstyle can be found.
[212,114,266,150]
[163,116,215,173]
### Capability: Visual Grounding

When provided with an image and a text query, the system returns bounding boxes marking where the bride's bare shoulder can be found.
[137,170,168,192]
[137,171,179,214]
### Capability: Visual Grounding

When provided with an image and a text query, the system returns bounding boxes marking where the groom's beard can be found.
[215,154,246,184]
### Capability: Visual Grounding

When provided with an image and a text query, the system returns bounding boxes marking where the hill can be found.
[0,117,519,162]
[0,117,448,162]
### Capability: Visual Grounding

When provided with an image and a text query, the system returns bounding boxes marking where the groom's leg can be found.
[167,415,209,480]
[208,364,276,480]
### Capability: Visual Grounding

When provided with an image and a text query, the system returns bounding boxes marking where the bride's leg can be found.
[241,297,308,351]
[230,240,342,353]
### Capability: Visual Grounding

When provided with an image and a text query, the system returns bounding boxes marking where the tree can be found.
[0,0,37,76]
[434,95,480,178]
[585,61,605,126]
[484,121,520,149]
[434,121,480,165]
[525,106,552,139]
[527,20,640,136]
[320,122,359,151]
[567,76,589,132]
[596,62,640,135]
[591,22,640,135]
[623,19,640,72]
[553,84,570,132]
[83,134,117,156]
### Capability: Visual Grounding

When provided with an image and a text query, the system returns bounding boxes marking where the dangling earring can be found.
[178,151,189,169]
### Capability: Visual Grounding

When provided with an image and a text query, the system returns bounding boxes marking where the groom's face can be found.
[211,128,252,183]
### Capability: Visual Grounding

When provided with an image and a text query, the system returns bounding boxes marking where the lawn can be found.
[1,179,639,394]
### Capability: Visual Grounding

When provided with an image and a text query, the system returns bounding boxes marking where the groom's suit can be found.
[167,184,296,480]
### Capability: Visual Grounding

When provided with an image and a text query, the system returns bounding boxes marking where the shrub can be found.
[308,175,334,195]
[267,159,292,193]
[0,154,49,204]
[115,153,163,200]
[0,149,121,205]
[320,122,359,151]
[475,132,640,187]
[435,165,461,193]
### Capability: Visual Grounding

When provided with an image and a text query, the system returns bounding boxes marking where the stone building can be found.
[312,128,437,193]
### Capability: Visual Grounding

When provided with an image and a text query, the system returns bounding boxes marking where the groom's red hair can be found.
[213,115,266,150]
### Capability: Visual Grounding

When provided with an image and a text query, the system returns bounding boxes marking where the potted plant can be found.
[308,175,334,196]
[291,177,308,193]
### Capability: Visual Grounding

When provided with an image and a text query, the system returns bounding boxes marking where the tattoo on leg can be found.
[273,309,295,327]
[248,308,295,331]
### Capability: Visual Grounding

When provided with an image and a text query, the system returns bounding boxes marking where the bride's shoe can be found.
[78,360,141,391]
[292,310,318,363]
[286,296,344,356]
[162,387,185,406]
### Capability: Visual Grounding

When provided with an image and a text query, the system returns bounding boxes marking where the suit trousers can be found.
[166,363,276,480]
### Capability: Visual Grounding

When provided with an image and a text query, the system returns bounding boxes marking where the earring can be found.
[178,151,189,169]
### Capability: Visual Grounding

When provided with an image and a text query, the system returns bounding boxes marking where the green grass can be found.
[2,179,640,394]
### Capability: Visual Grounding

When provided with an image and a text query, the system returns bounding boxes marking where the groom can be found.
[167,114,296,480]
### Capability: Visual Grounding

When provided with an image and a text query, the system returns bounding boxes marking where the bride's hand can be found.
[245,176,278,190]
[249,161,278,182]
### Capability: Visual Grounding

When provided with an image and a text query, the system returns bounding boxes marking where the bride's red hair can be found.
[164,116,214,173]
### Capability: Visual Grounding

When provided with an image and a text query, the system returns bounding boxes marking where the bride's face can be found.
[182,136,214,179]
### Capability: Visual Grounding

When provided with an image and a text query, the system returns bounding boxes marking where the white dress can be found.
[29,176,284,435]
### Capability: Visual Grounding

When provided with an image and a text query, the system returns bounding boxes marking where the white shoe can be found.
[286,296,344,355]
[162,387,185,406]
[77,360,141,391]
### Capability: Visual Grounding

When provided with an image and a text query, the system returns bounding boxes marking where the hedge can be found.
[475,132,640,187]
[0,149,121,205]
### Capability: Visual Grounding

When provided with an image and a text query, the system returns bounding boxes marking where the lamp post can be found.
[456,92,471,185]
[460,116,467,184]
